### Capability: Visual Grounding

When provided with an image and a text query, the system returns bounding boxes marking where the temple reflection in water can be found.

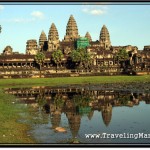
[4,86,150,142]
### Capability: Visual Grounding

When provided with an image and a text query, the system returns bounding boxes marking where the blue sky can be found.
[0,3,150,53]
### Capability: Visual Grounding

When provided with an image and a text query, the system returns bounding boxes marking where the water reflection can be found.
[4,85,150,143]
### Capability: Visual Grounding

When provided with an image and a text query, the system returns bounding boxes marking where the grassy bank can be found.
[0,75,150,87]
[0,89,35,144]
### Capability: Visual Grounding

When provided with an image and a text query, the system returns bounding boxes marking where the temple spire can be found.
[85,32,92,42]
[99,25,111,50]
[39,30,48,51]
[64,15,79,41]
[48,23,60,51]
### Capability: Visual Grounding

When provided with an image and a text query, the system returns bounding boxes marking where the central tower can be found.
[99,25,111,50]
[64,15,80,42]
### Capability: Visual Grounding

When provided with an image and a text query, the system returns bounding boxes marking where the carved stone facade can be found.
[26,39,38,55]
[64,15,80,42]
[99,25,111,50]
[48,23,60,52]
[60,41,75,55]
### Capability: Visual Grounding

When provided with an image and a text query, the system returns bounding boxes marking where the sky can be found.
[0,3,150,54]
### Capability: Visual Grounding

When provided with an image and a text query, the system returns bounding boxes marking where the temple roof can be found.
[99,25,110,40]
[48,23,59,41]
[85,32,92,42]
[99,25,111,49]
[39,30,47,42]
[64,15,79,41]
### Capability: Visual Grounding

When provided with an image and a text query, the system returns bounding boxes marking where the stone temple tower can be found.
[64,15,80,42]
[39,30,48,51]
[3,46,13,55]
[48,23,60,52]
[85,32,92,42]
[99,25,111,50]
[26,39,38,55]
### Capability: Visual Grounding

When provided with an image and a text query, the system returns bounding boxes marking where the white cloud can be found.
[82,5,108,16]
[90,9,105,15]
[12,18,35,23]
[0,5,4,11]
[31,11,45,19]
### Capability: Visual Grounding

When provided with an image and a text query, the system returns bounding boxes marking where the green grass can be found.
[0,75,150,88]
[0,89,35,144]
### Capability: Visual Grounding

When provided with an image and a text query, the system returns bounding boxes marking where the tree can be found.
[70,48,92,72]
[114,48,129,64]
[70,50,81,63]
[82,52,92,72]
[70,50,81,71]
[114,48,131,74]
[35,52,46,78]
[52,50,64,72]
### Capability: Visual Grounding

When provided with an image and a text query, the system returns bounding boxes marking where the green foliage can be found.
[70,48,92,70]
[83,52,92,68]
[35,52,46,77]
[115,48,129,62]
[0,89,34,143]
[70,50,81,62]
[52,49,64,65]
[52,50,64,72]
[34,52,46,67]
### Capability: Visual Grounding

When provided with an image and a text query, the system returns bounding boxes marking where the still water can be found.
[4,83,150,144]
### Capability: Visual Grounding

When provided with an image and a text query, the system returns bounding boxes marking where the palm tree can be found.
[70,50,81,72]
[35,52,46,78]
[52,50,64,72]
[70,48,92,72]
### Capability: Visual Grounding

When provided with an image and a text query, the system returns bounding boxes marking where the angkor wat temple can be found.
[0,15,150,78]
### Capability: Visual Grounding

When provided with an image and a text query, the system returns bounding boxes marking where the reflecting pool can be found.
[4,83,150,144]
